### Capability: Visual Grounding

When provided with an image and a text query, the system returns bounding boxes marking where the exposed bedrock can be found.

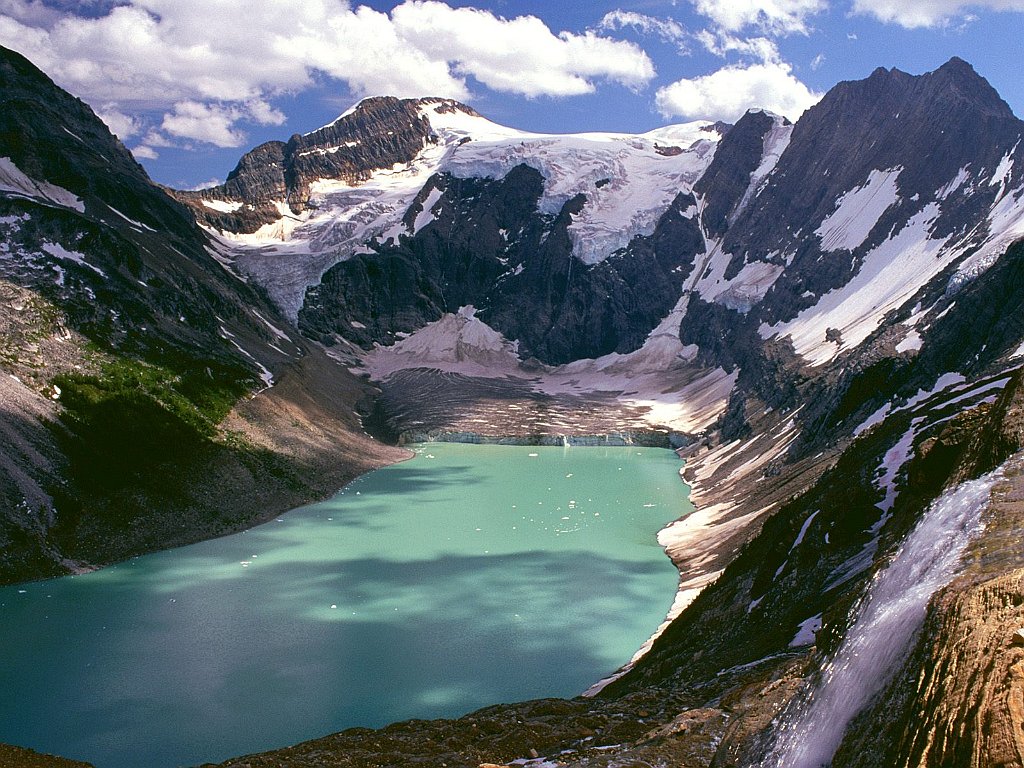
[174,97,475,232]
[300,166,705,364]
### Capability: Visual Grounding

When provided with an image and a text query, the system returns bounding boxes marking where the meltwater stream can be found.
[765,470,1001,768]
[0,443,690,768]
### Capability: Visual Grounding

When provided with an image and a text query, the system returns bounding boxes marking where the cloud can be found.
[696,30,783,60]
[130,144,158,160]
[389,2,654,97]
[160,102,248,147]
[597,9,690,52]
[688,0,827,34]
[656,60,822,122]
[96,106,140,139]
[851,0,1024,27]
[0,0,655,148]
[182,177,224,191]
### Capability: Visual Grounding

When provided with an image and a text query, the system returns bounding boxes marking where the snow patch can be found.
[763,202,949,366]
[816,167,902,253]
[990,147,1015,189]
[895,330,922,353]
[107,205,155,231]
[948,180,1024,291]
[365,305,521,378]
[251,309,291,343]
[854,402,891,437]
[41,241,105,277]
[790,509,820,553]
[0,157,85,212]
[937,166,971,200]
[789,613,822,647]
[710,260,784,313]
[202,199,244,213]
[876,425,916,513]
[219,325,274,389]
[412,186,444,233]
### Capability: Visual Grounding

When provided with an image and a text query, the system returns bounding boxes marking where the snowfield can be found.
[206,101,725,319]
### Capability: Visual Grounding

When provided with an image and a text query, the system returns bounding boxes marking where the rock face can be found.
[720,57,1023,328]
[299,165,705,363]
[833,456,1024,768]
[693,108,783,238]
[173,97,472,232]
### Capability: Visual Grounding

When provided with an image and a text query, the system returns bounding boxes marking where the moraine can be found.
[0,443,692,768]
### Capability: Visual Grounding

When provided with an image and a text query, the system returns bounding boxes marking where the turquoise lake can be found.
[0,443,692,768]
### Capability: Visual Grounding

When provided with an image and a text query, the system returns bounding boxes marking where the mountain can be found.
[0,45,404,583]
[5,47,1024,768]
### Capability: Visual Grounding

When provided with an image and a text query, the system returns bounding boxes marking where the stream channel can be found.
[0,443,693,768]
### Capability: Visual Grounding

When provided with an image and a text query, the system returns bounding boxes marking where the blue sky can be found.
[1,0,1022,188]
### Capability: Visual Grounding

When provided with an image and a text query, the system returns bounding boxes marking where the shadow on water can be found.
[0,445,688,768]
[0,549,673,768]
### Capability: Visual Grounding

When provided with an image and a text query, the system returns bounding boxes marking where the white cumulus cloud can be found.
[696,30,784,60]
[851,0,1024,27]
[96,106,141,140]
[392,2,654,96]
[689,0,827,33]
[597,10,690,52]
[0,0,655,149]
[130,144,158,160]
[656,60,822,122]
[160,102,248,148]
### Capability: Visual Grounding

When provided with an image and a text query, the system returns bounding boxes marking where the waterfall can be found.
[764,469,1001,768]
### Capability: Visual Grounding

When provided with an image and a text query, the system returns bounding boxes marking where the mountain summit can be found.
[174,96,483,232]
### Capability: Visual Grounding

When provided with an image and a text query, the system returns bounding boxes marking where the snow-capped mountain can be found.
[6,44,1024,768]
[177,57,1024,440]
[176,96,727,321]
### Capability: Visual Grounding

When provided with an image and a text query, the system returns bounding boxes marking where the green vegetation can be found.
[50,354,255,508]
[55,356,251,437]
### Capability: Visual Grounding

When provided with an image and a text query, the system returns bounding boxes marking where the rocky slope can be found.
[0,45,405,584]
[184,58,1024,768]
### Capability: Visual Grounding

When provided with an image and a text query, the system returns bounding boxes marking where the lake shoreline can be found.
[0,442,688,768]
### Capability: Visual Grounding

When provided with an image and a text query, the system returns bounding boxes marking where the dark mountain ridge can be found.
[0,44,404,583]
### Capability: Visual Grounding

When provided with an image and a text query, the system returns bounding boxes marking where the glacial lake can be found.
[0,443,692,768]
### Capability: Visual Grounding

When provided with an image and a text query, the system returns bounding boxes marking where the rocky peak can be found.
[0,45,197,236]
[695,109,781,239]
[721,57,1024,287]
[175,95,483,233]
[928,56,1014,119]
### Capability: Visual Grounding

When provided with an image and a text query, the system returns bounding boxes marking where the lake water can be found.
[0,443,692,768]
